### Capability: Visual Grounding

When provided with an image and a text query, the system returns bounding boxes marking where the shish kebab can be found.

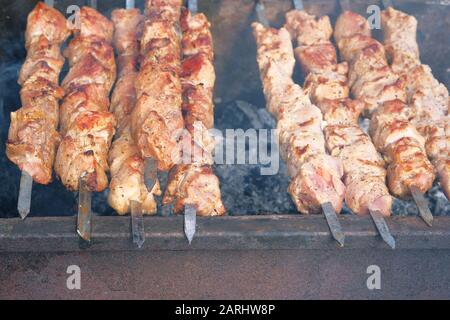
[108,0,161,248]
[380,5,449,200]
[162,6,226,222]
[131,0,185,180]
[55,4,117,240]
[253,1,346,246]
[284,0,395,247]
[6,2,70,218]
[108,5,161,218]
[334,7,435,226]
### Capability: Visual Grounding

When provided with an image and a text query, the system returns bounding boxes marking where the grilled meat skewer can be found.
[163,8,225,216]
[108,8,161,215]
[334,11,435,200]
[131,0,185,172]
[55,6,117,192]
[284,9,393,216]
[6,2,70,184]
[381,7,449,199]
[253,22,345,214]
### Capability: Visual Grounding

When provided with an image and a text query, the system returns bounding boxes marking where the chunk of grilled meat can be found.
[335,11,406,116]
[381,7,449,199]
[55,7,116,192]
[144,0,183,22]
[381,7,420,75]
[335,11,435,199]
[253,22,345,214]
[163,8,225,216]
[131,0,184,171]
[285,10,392,216]
[108,8,161,215]
[180,7,214,61]
[6,2,70,184]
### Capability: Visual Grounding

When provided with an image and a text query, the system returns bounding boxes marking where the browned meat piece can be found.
[294,42,337,75]
[6,2,70,184]
[76,6,114,43]
[180,8,214,60]
[334,11,371,45]
[24,2,70,49]
[164,165,225,216]
[55,111,115,191]
[303,62,349,104]
[381,7,420,74]
[370,101,435,198]
[284,10,333,46]
[144,0,184,22]
[109,125,161,214]
[285,10,337,76]
[18,37,65,85]
[55,7,116,192]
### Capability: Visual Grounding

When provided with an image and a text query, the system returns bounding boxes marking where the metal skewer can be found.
[184,204,197,244]
[411,186,433,227]
[45,0,55,7]
[321,202,345,247]
[180,0,199,245]
[188,0,198,15]
[76,0,99,243]
[123,0,147,249]
[88,0,97,9]
[126,0,135,9]
[382,0,394,8]
[77,177,92,242]
[144,158,158,192]
[131,200,145,248]
[339,0,351,11]
[255,0,270,28]
[293,0,304,10]
[17,171,33,219]
[369,209,396,249]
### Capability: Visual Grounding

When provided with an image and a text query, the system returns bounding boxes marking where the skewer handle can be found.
[369,210,396,249]
[144,158,158,192]
[184,204,197,244]
[77,178,92,242]
[339,0,351,11]
[321,202,345,247]
[410,186,434,227]
[188,0,198,14]
[88,0,97,8]
[293,0,304,11]
[382,0,394,8]
[131,200,145,248]
[126,0,135,9]
[17,171,33,220]
[255,0,270,27]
